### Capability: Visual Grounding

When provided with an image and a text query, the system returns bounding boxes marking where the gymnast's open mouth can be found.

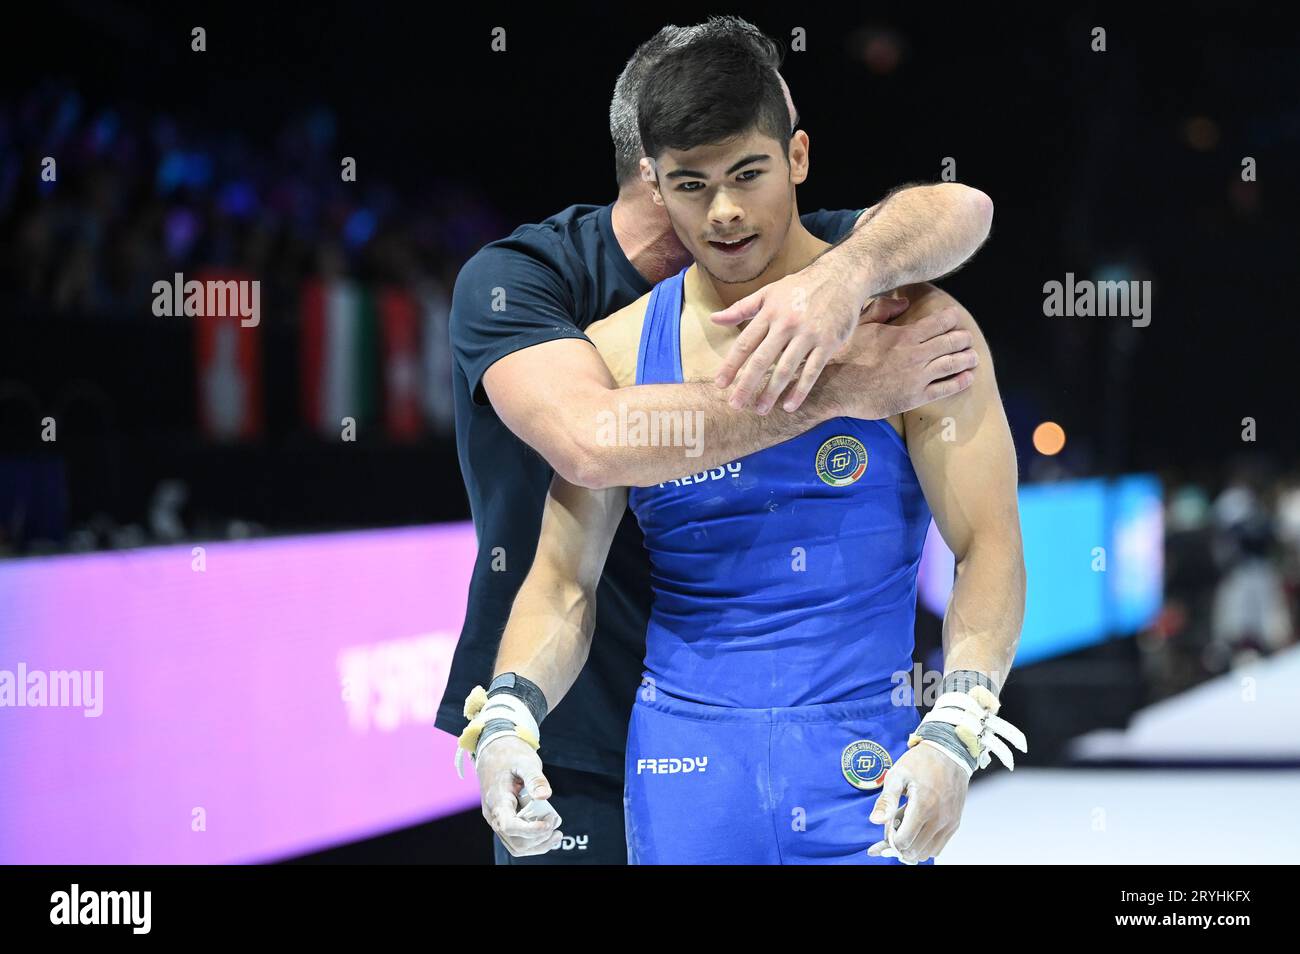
[708,234,758,255]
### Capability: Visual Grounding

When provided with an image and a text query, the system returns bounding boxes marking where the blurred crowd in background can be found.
[1147,465,1300,697]
[2,82,504,315]
[1,83,504,552]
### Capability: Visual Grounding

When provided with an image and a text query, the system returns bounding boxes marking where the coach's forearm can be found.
[831,183,993,303]
[569,378,839,489]
[941,534,1025,694]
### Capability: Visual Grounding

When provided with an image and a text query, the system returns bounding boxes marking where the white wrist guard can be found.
[908,684,1027,779]
[453,685,541,779]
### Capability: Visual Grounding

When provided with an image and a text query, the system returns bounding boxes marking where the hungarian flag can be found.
[377,287,424,442]
[300,278,379,437]
[421,283,455,437]
[194,268,263,441]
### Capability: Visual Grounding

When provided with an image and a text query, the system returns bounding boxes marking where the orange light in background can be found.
[848,28,905,75]
[1033,421,1066,456]
[1184,116,1219,151]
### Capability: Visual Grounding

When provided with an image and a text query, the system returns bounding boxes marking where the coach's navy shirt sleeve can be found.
[800,208,865,243]
[450,242,591,405]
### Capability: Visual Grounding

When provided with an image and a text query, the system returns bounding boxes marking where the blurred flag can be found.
[194,268,263,441]
[300,278,379,437]
[377,287,423,442]
[421,282,455,436]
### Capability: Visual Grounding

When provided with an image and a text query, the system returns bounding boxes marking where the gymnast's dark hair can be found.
[636,21,790,165]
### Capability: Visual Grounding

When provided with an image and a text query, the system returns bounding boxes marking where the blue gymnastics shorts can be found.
[623,684,934,865]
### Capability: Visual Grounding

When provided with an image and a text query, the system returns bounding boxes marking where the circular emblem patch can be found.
[815,435,868,486]
[841,739,892,791]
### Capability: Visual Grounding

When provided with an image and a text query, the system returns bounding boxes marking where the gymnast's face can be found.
[644,126,810,286]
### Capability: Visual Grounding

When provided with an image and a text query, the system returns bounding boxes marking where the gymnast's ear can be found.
[788,129,810,186]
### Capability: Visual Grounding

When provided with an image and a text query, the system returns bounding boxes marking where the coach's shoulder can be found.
[585,294,651,388]
[453,240,563,296]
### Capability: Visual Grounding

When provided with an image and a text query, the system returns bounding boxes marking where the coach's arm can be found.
[484,304,975,490]
[475,189,989,492]
[712,182,994,414]
[471,475,628,856]
[867,283,1025,864]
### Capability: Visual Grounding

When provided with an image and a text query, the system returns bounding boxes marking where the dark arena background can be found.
[0,0,1296,898]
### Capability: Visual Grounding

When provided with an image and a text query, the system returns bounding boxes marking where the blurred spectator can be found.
[1204,473,1295,667]
[1,82,505,317]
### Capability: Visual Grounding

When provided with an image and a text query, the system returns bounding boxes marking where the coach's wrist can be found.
[814,238,878,314]
[804,363,848,422]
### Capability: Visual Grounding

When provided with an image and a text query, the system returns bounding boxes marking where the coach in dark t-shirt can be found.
[438,203,863,778]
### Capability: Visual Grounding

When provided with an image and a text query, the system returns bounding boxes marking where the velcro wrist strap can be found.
[941,669,999,697]
[475,692,540,744]
[909,723,977,777]
[488,672,549,726]
[477,718,517,751]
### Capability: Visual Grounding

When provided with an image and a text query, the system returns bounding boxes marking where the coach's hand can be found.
[820,304,977,420]
[867,743,968,864]
[475,734,564,857]
[710,256,910,415]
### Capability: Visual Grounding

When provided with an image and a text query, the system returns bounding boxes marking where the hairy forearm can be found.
[941,534,1026,693]
[494,572,596,711]
[572,376,841,489]
[832,183,993,301]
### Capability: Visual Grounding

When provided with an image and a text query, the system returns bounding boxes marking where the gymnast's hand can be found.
[475,733,564,856]
[708,256,910,415]
[867,742,969,864]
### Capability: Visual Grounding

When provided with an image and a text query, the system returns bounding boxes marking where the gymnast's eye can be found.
[736,169,762,182]
[677,181,706,193]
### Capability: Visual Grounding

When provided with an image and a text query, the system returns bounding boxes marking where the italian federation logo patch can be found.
[841,739,892,791]
[815,435,868,486]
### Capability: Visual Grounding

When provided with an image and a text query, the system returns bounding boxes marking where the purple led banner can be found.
[0,524,482,863]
